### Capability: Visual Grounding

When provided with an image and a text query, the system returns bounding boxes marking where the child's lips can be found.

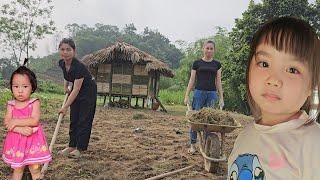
[262,93,281,101]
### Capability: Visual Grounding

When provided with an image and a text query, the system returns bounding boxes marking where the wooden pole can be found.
[154,96,167,113]
[145,165,194,180]
[142,98,145,108]
[109,62,113,105]
[40,85,71,177]
[129,63,133,108]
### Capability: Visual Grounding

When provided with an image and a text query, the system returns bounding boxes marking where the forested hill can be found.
[29,53,63,83]
[29,23,184,83]
[65,23,182,68]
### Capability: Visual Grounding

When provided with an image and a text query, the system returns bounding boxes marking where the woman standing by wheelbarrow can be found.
[58,38,97,158]
[184,40,224,154]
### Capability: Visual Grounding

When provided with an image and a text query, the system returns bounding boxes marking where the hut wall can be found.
[95,63,111,94]
[148,70,156,97]
[132,64,149,96]
[93,63,155,97]
[88,66,98,77]
[132,85,148,95]
[155,71,160,96]
[111,62,133,95]
[97,82,109,93]
[133,65,148,76]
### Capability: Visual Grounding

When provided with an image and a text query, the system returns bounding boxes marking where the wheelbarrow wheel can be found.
[204,133,220,173]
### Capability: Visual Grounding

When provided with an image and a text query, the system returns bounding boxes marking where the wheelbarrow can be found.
[186,104,241,173]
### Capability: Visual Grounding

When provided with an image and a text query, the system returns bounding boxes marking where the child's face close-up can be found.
[59,43,75,61]
[12,74,33,102]
[248,43,312,117]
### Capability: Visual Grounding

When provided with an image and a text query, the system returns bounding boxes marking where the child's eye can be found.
[13,86,18,88]
[257,61,269,68]
[287,67,300,74]
[24,86,29,88]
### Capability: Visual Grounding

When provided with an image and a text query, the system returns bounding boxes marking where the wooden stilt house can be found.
[82,42,174,111]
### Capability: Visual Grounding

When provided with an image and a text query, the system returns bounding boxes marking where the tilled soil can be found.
[0,106,252,179]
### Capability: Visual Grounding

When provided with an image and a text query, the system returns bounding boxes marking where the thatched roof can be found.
[82,42,174,77]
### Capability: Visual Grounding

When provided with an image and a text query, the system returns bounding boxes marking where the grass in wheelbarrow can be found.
[188,108,237,126]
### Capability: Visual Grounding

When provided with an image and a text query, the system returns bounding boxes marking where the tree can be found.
[139,27,182,68]
[0,0,56,65]
[225,0,320,114]
[66,23,122,58]
[123,23,137,35]
[63,23,182,68]
[0,58,15,80]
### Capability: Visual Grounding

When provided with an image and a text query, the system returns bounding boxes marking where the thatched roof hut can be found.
[81,42,173,111]
[82,42,174,78]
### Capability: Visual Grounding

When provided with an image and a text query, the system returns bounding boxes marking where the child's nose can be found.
[265,74,282,88]
[18,86,23,92]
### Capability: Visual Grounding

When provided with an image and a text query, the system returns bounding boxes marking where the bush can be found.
[167,84,184,91]
[159,89,185,105]
[0,79,4,88]
[159,76,184,90]
[37,80,64,94]
[0,88,13,110]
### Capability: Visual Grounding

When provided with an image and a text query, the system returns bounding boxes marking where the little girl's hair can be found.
[10,65,37,93]
[246,16,320,118]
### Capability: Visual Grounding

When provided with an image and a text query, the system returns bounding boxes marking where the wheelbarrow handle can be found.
[187,103,191,111]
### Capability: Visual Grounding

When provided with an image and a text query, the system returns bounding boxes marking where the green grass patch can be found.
[165,104,188,116]
[37,80,64,94]
[158,89,185,105]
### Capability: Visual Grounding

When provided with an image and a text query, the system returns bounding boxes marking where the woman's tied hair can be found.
[58,37,76,50]
[10,58,37,93]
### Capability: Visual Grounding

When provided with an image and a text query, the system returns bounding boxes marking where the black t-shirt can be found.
[192,59,221,91]
[58,58,96,101]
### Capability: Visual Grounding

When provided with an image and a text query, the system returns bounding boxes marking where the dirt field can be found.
[0,106,252,180]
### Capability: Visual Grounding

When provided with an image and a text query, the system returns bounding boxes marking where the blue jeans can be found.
[190,89,218,144]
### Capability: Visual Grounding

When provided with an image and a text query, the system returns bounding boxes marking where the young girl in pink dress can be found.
[2,60,51,180]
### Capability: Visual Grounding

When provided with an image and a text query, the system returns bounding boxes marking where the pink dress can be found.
[2,98,52,168]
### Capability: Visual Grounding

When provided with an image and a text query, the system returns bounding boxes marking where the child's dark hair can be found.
[58,38,76,50]
[10,66,37,93]
[246,16,319,118]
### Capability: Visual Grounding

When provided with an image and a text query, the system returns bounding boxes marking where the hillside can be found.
[36,66,64,84]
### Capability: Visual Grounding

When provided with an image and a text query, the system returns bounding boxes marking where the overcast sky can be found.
[53,0,251,40]
[30,0,255,57]
[1,0,317,58]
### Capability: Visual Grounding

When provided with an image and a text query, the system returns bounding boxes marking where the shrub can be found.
[0,88,13,110]
[159,89,185,105]
[37,80,63,94]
